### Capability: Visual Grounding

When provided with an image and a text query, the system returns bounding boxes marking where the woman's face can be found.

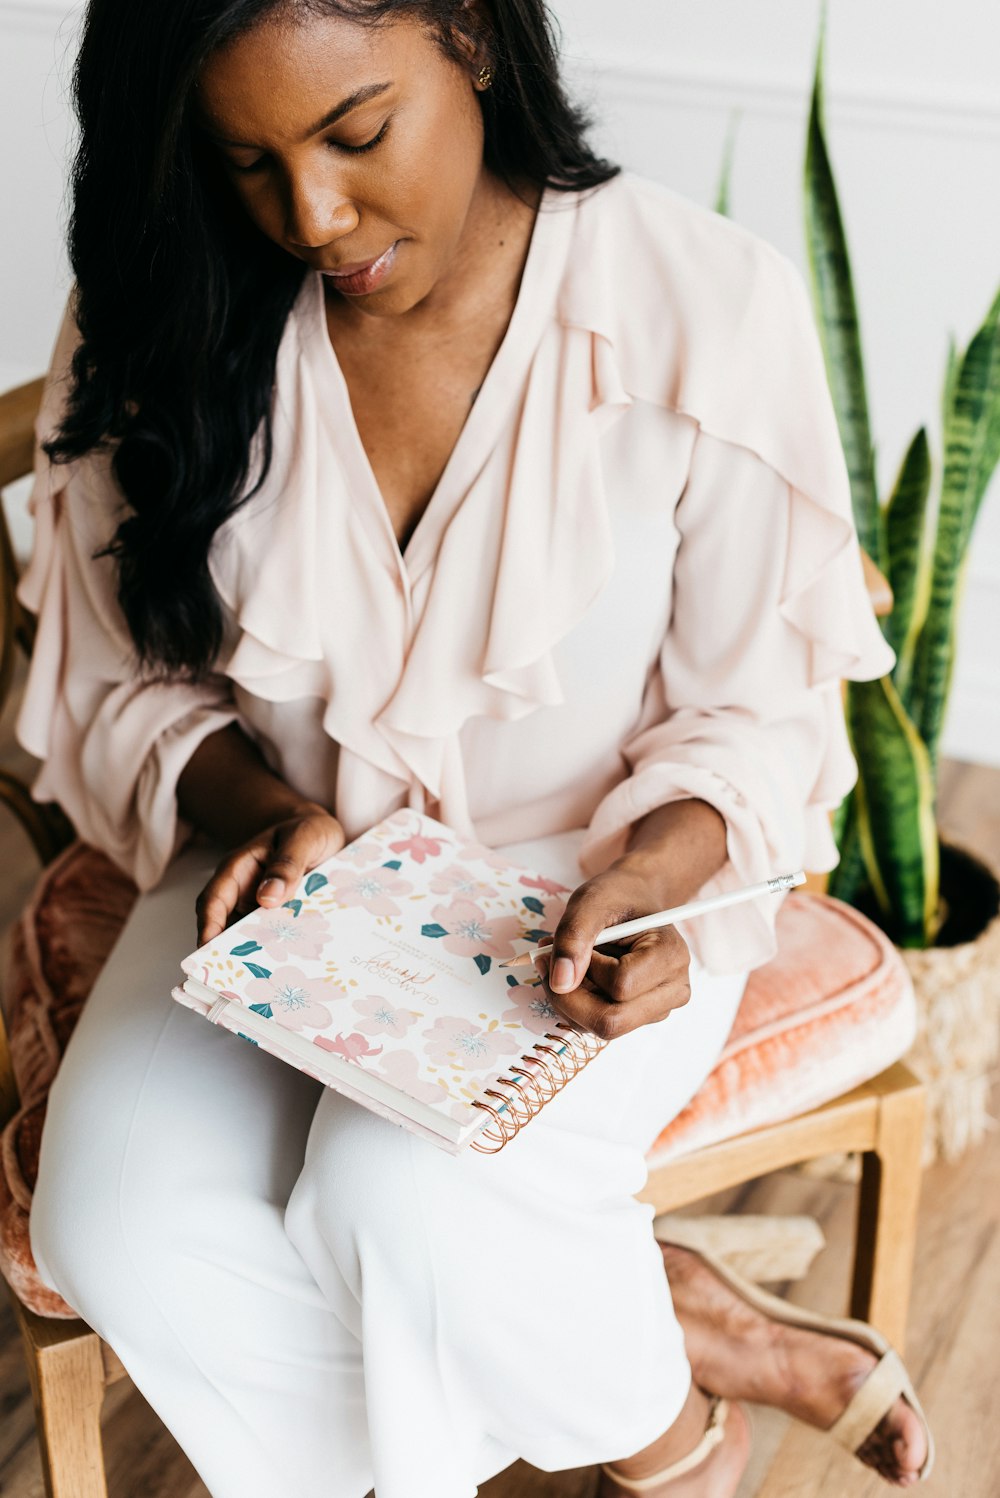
[196,8,490,316]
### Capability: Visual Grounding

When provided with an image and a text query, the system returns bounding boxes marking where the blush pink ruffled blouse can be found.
[16,171,896,975]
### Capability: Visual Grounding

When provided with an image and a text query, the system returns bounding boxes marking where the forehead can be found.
[195,10,424,138]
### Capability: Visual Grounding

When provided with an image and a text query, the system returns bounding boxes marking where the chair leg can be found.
[849,1075,926,1351]
[9,1286,109,1498]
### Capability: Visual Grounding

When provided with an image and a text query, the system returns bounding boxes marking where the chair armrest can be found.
[0,377,45,490]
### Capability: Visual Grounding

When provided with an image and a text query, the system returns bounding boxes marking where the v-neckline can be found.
[308,184,577,591]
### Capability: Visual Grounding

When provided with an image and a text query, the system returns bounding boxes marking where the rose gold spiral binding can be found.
[483,1087,530,1125]
[498,1073,536,1112]
[469,1021,610,1152]
[533,1042,575,1084]
[507,1064,549,1107]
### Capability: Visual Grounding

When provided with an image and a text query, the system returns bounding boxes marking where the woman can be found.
[18,0,930,1494]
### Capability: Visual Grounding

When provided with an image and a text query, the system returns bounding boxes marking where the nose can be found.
[285,168,359,252]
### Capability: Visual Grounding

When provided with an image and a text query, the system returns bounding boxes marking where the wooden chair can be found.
[0,375,923,1497]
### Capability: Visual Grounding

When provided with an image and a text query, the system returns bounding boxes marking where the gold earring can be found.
[476,64,493,90]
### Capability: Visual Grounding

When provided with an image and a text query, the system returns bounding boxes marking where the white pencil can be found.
[498,870,807,971]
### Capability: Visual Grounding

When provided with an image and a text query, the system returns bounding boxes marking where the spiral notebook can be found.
[171,809,608,1154]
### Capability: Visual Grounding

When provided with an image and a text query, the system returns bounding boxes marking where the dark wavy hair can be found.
[46,0,619,677]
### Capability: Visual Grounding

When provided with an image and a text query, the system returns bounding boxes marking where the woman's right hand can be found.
[194,802,346,945]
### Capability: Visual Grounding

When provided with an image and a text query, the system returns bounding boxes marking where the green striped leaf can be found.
[883,427,933,707]
[713,111,741,218]
[847,676,939,945]
[942,334,959,434]
[803,21,881,564]
[978,287,1000,505]
[827,784,874,909]
[911,288,1000,771]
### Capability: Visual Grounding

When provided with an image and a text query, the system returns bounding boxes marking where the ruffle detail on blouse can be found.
[369,320,631,808]
[205,196,637,831]
[200,172,894,836]
[557,173,897,693]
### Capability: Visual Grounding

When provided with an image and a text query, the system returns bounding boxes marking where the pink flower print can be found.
[244,965,334,1032]
[338,838,383,867]
[371,1048,446,1105]
[519,873,570,897]
[422,1015,521,1071]
[428,863,499,899]
[239,907,331,962]
[456,842,518,872]
[523,893,569,939]
[501,980,561,1037]
[389,833,445,864]
[325,865,414,917]
[352,994,420,1039]
[313,1031,383,1062]
[430,899,522,962]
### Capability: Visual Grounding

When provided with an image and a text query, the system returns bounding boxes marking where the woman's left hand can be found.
[537,861,693,1040]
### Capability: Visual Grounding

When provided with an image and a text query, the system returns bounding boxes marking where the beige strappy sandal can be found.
[658,1240,935,1482]
[600,1395,742,1492]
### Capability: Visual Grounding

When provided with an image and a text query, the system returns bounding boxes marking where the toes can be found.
[856,1399,927,1486]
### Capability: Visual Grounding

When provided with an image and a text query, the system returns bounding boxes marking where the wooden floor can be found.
[2,713,999,1495]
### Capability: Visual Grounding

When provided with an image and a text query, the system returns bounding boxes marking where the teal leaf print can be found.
[474,954,492,975]
[282,899,303,916]
[243,961,272,979]
[230,940,262,957]
[237,1033,260,1046]
[304,872,328,895]
[522,896,545,915]
[249,1002,273,1018]
[381,859,403,870]
[421,923,449,938]
[524,929,551,942]
[506,974,519,986]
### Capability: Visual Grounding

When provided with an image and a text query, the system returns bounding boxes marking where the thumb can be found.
[545,886,611,994]
[256,829,317,905]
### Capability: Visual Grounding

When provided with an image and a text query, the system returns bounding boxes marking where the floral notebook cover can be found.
[172,809,586,1153]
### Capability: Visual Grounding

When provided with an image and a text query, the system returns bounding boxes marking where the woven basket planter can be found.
[900,839,1000,1165]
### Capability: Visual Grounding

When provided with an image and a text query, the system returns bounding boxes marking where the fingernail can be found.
[258,878,284,898]
[550,957,575,992]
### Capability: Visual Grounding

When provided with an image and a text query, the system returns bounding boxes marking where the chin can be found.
[347,278,431,318]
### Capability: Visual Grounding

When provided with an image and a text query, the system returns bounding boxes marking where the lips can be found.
[322,241,398,296]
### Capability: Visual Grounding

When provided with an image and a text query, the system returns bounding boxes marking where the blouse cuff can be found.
[578,767,790,975]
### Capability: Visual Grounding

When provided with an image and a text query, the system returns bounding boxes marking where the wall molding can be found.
[568,54,1000,140]
[6,4,1000,138]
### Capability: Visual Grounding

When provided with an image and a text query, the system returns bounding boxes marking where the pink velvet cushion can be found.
[1,844,916,1320]
[645,890,916,1167]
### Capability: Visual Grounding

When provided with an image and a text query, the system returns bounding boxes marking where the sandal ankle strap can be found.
[600,1396,730,1491]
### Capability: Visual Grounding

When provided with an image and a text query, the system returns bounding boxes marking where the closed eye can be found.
[336,119,390,155]
[224,119,389,174]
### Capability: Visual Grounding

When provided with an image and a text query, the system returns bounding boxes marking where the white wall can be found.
[2,0,998,762]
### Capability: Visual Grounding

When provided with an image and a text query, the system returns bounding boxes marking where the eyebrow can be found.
[208,81,393,148]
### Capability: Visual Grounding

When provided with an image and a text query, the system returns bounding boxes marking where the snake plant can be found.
[804,19,1000,946]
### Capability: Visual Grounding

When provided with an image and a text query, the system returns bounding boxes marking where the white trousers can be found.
[29,838,750,1498]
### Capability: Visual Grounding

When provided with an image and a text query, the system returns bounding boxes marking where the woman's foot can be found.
[659,1243,927,1487]
[598,1384,751,1497]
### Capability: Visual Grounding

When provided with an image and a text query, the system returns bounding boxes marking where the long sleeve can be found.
[577,424,896,976]
[14,306,241,891]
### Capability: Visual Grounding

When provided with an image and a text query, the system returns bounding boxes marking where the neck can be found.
[326,171,543,340]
